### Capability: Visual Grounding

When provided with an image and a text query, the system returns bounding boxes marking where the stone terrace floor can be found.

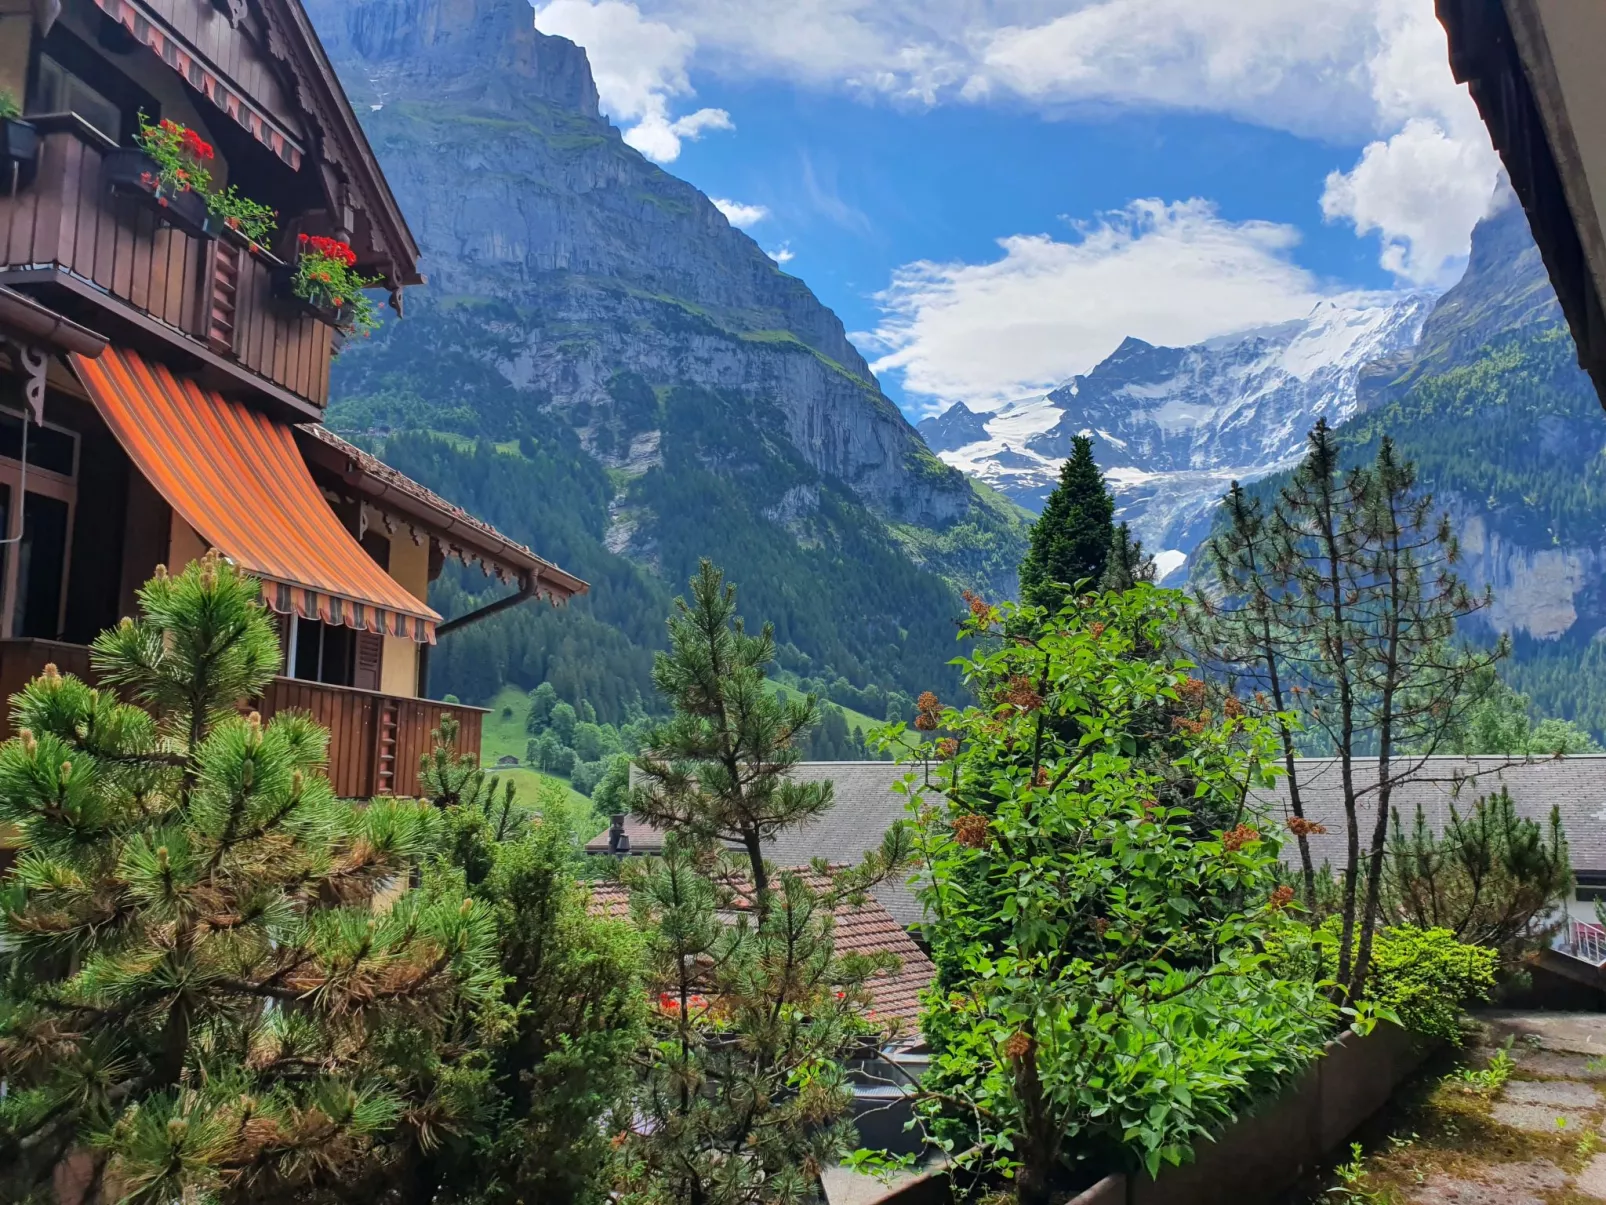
[1303,1010,1606,1204]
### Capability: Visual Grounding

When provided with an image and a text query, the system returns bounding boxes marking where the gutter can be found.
[0,287,108,357]
[435,582,544,639]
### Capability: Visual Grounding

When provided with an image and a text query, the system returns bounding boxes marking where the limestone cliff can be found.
[304,0,985,532]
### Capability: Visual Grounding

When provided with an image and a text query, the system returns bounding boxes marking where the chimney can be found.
[608,813,626,855]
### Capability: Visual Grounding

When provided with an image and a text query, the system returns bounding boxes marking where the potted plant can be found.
[104,115,218,239]
[211,183,280,258]
[273,232,382,335]
[0,91,39,185]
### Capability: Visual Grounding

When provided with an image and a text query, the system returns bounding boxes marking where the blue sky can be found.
[529,0,1504,419]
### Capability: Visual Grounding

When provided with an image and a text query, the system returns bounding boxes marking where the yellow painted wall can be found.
[167,513,209,573]
[0,6,31,103]
[379,529,430,698]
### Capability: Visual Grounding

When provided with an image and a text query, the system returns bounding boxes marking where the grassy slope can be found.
[477,685,593,809]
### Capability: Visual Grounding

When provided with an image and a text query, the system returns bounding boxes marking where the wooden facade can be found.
[0,120,334,407]
[259,677,484,800]
[0,640,485,798]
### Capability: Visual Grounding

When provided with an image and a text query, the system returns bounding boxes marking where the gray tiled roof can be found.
[1249,756,1606,874]
[601,756,1606,917]
[606,762,930,925]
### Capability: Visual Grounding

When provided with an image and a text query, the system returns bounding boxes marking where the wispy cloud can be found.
[768,242,796,263]
[798,153,872,234]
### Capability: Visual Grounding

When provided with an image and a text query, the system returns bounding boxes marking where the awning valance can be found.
[72,347,439,642]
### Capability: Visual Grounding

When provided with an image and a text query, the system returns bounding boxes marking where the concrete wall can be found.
[850,1024,1433,1205]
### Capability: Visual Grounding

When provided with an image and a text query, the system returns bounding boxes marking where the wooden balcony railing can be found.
[0,639,482,800]
[0,117,333,408]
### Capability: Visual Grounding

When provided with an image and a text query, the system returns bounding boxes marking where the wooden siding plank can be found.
[55,138,83,269]
[127,209,154,312]
[5,150,40,266]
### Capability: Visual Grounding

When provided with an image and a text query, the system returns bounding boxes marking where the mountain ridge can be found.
[302,0,1028,711]
[927,291,1434,577]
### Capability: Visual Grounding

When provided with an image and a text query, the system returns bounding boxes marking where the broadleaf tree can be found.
[888,585,1332,1204]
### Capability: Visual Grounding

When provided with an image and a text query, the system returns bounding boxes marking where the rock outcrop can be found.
[305,0,978,529]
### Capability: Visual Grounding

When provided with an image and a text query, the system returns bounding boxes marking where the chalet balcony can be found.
[0,117,335,413]
[0,638,484,800]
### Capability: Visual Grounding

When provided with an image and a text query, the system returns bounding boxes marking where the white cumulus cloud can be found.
[627,0,1502,282]
[532,0,732,162]
[711,197,769,227]
[768,242,795,263]
[1318,0,1502,284]
[866,199,1324,415]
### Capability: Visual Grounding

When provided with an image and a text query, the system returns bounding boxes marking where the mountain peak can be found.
[306,0,601,116]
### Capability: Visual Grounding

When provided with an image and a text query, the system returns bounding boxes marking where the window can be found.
[30,54,123,143]
[0,408,78,640]
[289,617,356,688]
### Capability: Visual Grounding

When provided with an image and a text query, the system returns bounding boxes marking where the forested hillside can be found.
[1205,203,1606,736]
[308,0,1028,714]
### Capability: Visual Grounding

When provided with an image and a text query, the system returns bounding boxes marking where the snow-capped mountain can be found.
[922,293,1436,581]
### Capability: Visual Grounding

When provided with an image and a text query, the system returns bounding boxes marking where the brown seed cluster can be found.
[1223,695,1244,719]
[1285,816,1328,837]
[999,675,1044,711]
[952,814,990,849]
[1178,677,1208,708]
[915,691,942,731]
[1088,621,1106,638]
[1001,1030,1032,1060]
[962,589,991,621]
[935,738,959,760]
[1221,824,1261,852]
[1269,884,1295,910]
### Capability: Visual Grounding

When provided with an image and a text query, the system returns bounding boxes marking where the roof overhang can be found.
[1439,0,1606,404]
[296,424,589,603]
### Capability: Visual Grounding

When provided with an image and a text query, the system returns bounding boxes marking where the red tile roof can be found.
[584,868,935,1026]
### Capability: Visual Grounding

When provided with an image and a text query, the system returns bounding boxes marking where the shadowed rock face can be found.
[303,0,984,531]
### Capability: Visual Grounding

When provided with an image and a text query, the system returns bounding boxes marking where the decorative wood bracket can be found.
[5,340,48,423]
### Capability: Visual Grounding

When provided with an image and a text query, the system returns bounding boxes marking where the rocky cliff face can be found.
[304,0,978,530]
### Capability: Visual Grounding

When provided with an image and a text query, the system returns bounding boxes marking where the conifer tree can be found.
[1100,521,1156,592]
[1019,435,1116,611]
[1189,421,1507,1001]
[0,555,499,1205]
[408,718,644,1205]
[618,561,909,1205]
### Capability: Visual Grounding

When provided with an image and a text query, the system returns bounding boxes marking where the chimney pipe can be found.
[608,813,625,855]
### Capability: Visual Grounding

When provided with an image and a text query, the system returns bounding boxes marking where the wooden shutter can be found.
[353,630,383,691]
[206,240,242,354]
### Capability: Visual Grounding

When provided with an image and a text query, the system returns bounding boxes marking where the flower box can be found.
[102,148,218,241]
[270,259,354,328]
[1,117,39,181]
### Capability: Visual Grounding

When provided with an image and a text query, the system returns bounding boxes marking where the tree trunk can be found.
[1011,1033,1060,1205]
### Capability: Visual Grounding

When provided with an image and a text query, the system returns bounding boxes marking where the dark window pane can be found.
[15,493,69,638]
[320,624,354,687]
[0,413,77,477]
[293,616,322,681]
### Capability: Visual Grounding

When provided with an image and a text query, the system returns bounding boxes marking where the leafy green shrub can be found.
[892,586,1335,1201]
[1363,925,1497,1043]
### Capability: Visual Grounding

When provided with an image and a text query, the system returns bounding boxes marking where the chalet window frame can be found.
[0,405,80,640]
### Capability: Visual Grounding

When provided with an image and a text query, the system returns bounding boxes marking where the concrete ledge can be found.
[863,1023,1435,1205]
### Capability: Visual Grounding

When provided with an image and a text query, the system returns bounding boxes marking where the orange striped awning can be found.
[73,347,439,643]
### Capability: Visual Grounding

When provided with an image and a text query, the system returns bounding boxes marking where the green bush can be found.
[1364,925,1498,1043]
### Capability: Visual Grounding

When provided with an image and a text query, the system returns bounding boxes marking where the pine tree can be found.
[0,555,499,1204]
[1100,521,1155,592]
[1018,435,1116,611]
[409,719,644,1205]
[618,561,909,1205]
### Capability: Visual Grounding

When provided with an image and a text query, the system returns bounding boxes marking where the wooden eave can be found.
[295,424,589,602]
[259,0,423,290]
[1437,0,1606,404]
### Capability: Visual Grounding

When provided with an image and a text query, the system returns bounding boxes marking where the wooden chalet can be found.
[0,0,586,811]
